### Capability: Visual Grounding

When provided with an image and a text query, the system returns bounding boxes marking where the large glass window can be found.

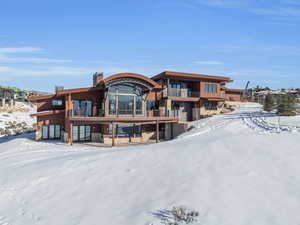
[205,84,217,93]
[109,95,116,115]
[118,95,134,115]
[107,84,145,116]
[73,100,92,117]
[136,96,143,115]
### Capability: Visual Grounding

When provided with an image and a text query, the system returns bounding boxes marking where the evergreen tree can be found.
[263,94,275,112]
[277,94,296,116]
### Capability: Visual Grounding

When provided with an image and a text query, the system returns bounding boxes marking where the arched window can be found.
[107,83,146,116]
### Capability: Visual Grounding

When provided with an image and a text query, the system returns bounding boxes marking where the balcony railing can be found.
[167,88,200,98]
[69,109,178,118]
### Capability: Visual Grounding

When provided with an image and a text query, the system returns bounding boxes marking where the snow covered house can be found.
[30,71,235,146]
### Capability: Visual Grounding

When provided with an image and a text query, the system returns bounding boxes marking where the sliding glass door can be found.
[42,125,61,140]
[73,125,91,142]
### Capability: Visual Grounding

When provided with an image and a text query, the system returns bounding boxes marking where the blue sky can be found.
[0,0,299,92]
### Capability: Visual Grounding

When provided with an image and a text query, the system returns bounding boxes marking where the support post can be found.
[171,122,174,139]
[68,122,73,145]
[112,122,116,146]
[156,120,159,143]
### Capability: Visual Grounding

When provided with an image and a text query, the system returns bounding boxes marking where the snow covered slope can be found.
[0,103,36,137]
[0,103,300,225]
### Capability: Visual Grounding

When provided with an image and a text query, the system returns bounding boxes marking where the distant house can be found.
[30,71,240,146]
[0,87,16,107]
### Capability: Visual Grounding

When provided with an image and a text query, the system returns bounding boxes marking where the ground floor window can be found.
[73,125,91,142]
[109,124,142,137]
[204,101,218,110]
[42,124,61,140]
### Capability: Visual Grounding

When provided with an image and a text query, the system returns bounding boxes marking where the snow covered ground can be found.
[0,103,300,225]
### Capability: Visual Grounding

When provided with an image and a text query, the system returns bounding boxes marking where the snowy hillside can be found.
[0,103,36,137]
[0,103,300,225]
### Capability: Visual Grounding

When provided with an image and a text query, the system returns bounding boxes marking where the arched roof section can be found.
[102,73,161,89]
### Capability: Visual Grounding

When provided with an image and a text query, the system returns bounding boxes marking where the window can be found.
[118,95,134,115]
[109,124,142,137]
[109,95,116,115]
[204,101,217,110]
[108,84,145,116]
[136,96,143,115]
[108,84,139,94]
[147,100,157,111]
[42,125,61,140]
[73,125,91,142]
[170,83,181,97]
[73,100,92,117]
[204,84,217,93]
[52,99,63,106]
[42,125,49,139]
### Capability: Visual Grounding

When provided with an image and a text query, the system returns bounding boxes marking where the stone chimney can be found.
[93,72,104,87]
[55,86,64,94]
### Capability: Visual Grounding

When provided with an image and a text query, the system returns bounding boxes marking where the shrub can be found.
[263,94,275,112]
[277,94,296,116]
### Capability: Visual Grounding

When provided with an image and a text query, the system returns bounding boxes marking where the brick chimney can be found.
[93,72,104,87]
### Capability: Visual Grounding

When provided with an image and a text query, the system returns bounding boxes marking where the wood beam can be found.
[156,120,159,143]
[68,122,73,145]
[112,122,116,147]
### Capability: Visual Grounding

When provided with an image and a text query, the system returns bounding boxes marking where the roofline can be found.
[101,73,161,89]
[56,86,102,95]
[28,94,56,101]
[29,86,102,101]
[31,110,65,117]
[152,71,232,82]
[223,87,245,93]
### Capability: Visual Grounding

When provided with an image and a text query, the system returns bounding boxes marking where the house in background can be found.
[0,87,16,107]
[222,87,245,108]
[30,71,240,146]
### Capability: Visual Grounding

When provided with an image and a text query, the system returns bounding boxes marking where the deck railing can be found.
[69,109,178,118]
[167,88,200,98]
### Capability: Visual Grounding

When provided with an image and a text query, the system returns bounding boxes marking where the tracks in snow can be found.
[181,104,300,139]
[242,112,300,134]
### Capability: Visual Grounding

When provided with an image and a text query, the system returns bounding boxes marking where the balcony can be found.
[164,88,200,98]
[70,108,175,118]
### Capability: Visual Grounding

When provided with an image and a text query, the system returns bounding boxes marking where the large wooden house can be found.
[30,71,240,146]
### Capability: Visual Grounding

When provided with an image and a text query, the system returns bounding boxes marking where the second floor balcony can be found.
[164,87,200,98]
[70,108,173,118]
